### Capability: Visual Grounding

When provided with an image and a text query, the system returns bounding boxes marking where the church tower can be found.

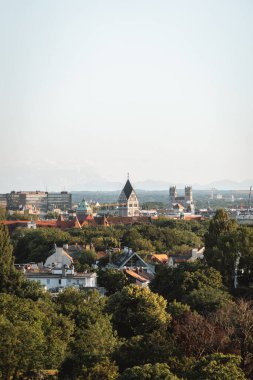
[169,186,177,204]
[118,176,140,217]
[184,186,193,203]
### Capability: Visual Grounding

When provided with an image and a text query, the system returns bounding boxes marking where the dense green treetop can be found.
[0,293,73,379]
[150,262,225,304]
[106,284,170,338]
[119,363,179,380]
[98,268,129,295]
[190,354,246,380]
[55,288,106,329]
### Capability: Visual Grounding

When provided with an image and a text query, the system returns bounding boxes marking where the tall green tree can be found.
[0,224,46,300]
[13,227,73,263]
[0,225,22,293]
[98,269,129,295]
[0,293,73,379]
[113,330,174,372]
[205,209,240,287]
[57,289,118,379]
[106,285,170,338]
[150,262,225,312]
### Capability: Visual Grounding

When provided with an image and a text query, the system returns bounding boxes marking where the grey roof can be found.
[110,251,149,269]
[122,179,134,200]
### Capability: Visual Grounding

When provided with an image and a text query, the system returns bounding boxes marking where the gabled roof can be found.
[125,269,151,283]
[109,250,151,271]
[122,179,134,200]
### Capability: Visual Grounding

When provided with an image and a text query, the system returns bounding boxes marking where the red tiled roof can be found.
[151,254,168,263]
[125,269,150,283]
[107,216,151,225]
[184,215,203,220]
[0,220,28,225]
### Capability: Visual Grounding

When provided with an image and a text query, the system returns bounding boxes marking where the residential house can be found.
[44,245,73,268]
[107,247,155,275]
[124,268,153,287]
[167,247,205,268]
[25,266,97,292]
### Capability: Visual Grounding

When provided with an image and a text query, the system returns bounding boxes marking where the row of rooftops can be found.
[0,215,152,235]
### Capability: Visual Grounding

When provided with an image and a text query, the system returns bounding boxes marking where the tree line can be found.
[0,209,253,379]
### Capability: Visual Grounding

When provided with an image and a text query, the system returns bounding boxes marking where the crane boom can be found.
[248,186,252,211]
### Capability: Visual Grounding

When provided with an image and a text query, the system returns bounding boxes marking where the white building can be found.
[25,267,97,291]
[44,245,73,268]
[139,209,158,218]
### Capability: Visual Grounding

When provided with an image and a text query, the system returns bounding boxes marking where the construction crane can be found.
[247,186,252,211]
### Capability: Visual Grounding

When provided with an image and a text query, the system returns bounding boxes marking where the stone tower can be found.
[184,186,193,203]
[118,178,140,217]
[169,186,177,204]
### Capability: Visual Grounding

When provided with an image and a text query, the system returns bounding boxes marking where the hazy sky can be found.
[0,0,252,191]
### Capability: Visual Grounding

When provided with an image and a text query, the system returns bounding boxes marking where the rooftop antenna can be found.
[127,172,130,180]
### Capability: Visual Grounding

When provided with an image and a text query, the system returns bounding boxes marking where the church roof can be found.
[76,199,91,212]
[122,179,134,200]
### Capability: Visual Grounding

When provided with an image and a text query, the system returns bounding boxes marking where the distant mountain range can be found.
[70,179,253,191]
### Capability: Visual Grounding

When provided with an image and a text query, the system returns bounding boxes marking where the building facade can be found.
[25,267,97,291]
[169,186,194,212]
[47,191,72,211]
[0,191,72,212]
[118,179,140,217]
[0,194,7,209]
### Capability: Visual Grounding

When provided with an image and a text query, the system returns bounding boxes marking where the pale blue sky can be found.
[0,0,252,191]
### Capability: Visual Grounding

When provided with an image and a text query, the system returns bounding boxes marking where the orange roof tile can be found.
[125,269,151,283]
[151,254,168,263]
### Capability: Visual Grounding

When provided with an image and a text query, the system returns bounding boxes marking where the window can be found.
[47,279,50,284]
[59,279,61,285]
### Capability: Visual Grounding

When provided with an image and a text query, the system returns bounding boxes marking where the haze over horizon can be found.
[1,0,252,192]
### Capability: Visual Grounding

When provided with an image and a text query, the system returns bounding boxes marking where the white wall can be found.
[27,275,96,290]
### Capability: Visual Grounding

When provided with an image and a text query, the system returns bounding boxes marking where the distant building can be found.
[75,199,93,221]
[0,194,7,209]
[139,209,158,218]
[47,191,72,211]
[6,191,48,211]
[118,178,140,217]
[0,190,72,212]
[169,186,194,212]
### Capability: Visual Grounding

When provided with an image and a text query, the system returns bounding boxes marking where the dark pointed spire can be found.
[123,179,134,199]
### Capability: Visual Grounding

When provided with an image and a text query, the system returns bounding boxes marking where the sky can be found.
[0,0,253,191]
